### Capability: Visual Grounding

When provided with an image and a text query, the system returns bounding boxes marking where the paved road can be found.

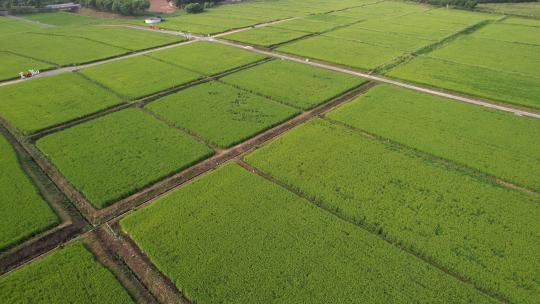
[2,18,539,120]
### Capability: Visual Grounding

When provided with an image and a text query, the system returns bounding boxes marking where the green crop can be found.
[478,3,540,18]
[0,32,126,66]
[473,23,540,46]
[327,84,540,191]
[324,26,433,52]
[387,56,540,110]
[146,81,298,148]
[277,35,403,70]
[221,59,366,109]
[47,26,184,51]
[0,73,123,135]
[36,108,213,208]
[426,36,540,78]
[222,26,310,47]
[245,118,540,304]
[0,133,58,251]
[20,12,103,26]
[80,55,203,99]
[149,42,266,76]
[273,14,356,33]
[0,52,53,81]
[120,163,493,304]
[0,242,133,303]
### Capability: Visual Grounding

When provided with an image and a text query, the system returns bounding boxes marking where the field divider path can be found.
[233,158,507,304]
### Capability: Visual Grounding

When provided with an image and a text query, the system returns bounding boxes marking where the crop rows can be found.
[120,163,492,304]
[0,132,59,251]
[244,118,540,303]
[387,22,540,110]
[0,242,133,303]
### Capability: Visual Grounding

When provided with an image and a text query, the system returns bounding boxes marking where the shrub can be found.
[185,2,203,13]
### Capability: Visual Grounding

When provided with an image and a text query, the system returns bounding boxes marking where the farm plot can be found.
[273,14,358,33]
[46,26,185,51]
[221,59,367,110]
[0,133,58,251]
[473,23,540,46]
[327,84,540,191]
[323,26,433,52]
[79,55,203,99]
[0,52,53,81]
[387,52,540,110]
[159,13,261,35]
[478,2,540,18]
[0,242,133,303]
[276,35,404,70]
[0,16,45,36]
[221,26,311,48]
[120,163,492,304]
[425,36,540,78]
[0,73,123,135]
[36,109,213,208]
[149,42,266,76]
[245,118,540,304]
[330,1,430,20]
[0,32,126,66]
[145,81,299,148]
[502,16,540,27]
[20,12,104,26]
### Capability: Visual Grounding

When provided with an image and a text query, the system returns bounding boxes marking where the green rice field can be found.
[79,55,203,99]
[120,163,493,304]
[221,59,366,109]
[245,118,540,304]
[148,41,267,75]
[0,242,133,303]
[0,73,123,134]
[146,81,299,148]
[1,0,539,302]
[36,109,213,208]
[0,132,58,251]
[222,26,311,47]
[327,84,540,191]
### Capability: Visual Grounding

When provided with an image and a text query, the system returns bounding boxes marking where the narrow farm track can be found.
[233,159,508,304]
